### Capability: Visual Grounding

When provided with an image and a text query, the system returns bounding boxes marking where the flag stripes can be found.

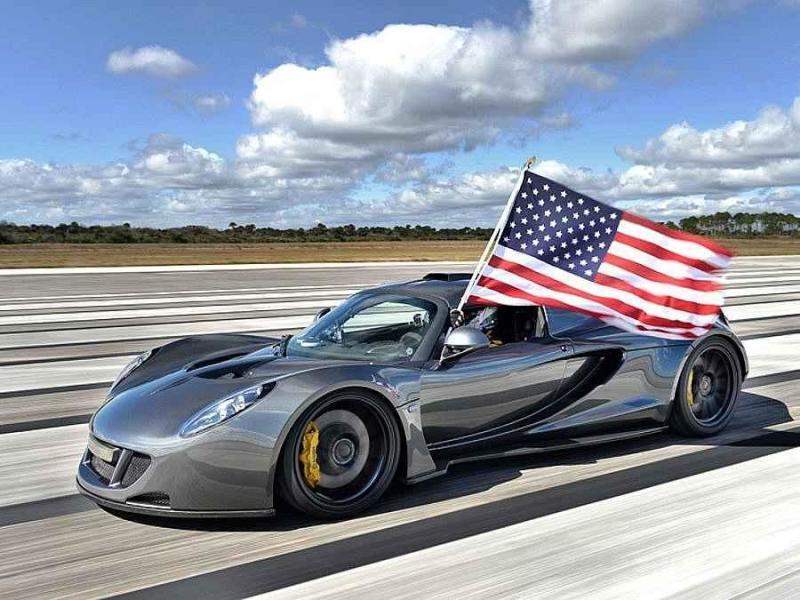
[464,170,732,339]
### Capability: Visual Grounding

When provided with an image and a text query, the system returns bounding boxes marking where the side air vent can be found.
[422,273,473,282]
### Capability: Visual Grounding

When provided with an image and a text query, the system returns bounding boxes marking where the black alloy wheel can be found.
[279,390,401,519]
[670,337,742,437]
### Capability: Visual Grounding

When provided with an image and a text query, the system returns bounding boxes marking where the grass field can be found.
[0,238,798,268]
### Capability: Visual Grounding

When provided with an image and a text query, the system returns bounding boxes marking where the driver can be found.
[467,306,503,346]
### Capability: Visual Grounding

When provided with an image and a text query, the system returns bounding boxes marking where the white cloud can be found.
[106,46,198,78]
[525,0,713,62]
[239,0,727,182]
[618,98,800,167]
[193,93,231,113]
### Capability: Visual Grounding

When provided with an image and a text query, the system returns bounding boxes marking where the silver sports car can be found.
[77,273,747,519]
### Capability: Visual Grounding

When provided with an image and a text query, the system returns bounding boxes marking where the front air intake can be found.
[127,492,170,508]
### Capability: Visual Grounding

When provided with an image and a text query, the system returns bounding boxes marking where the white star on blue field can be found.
[1,1,800,227]
[500,174,620,280]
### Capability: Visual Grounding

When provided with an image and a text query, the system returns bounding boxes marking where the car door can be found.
[419,340,572,449]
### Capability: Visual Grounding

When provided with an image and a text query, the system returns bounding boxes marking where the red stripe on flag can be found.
[622,211,734,258]
[614,232,719,274]
[593,272,720,315]
[472,275,698,339]
[487,256,706,330]
[603,253,721,292]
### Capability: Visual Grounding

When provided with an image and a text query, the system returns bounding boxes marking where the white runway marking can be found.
[0,424,88,506]
[0,298,347,326]
[0,260,472,276]
[0,315,313,349]
[0,289,356,312]
[0,355,133,394]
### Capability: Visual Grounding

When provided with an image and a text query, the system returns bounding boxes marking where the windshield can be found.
[286,293,438,362]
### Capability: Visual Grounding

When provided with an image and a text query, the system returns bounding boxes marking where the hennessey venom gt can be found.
[77,273,747,519]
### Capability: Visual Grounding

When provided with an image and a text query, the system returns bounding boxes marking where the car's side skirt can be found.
[404,425,668,484]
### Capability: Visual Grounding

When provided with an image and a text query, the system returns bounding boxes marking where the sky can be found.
[2,0,800,228]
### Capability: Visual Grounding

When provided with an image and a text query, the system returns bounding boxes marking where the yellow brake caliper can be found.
[299,421,321,488]
[687,368,695,406]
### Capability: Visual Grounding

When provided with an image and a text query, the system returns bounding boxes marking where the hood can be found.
[92,334,363,447]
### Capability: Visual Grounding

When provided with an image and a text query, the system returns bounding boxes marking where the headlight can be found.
[180,383,273,437]
[111,349,153,390]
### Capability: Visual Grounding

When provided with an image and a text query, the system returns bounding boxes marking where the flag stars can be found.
[591,256,599,263]
[510,221,516,228]
[568,263,576,270]
[527,203,534,210]
[515,232,522,239]
[610,213,618,220]
[543,234,551,242]
[538,199,545,206]
[543,184,550,191]
[560,190,567,197]
[549,194,556,202]
[585,269,593,277]
[527,228,533,235]
[521,242,527,250]
[549,220,557,227]
[544,209,551,217]
[555,230,563,238]
[589,219,596,227]
[515,207,522,214]
[567,201,574,208]
[555,205,563,212]
[521,217,528,225]
[533,188,539,195]
[561,242,568,249]
[578,198,584,205]
[521,192,527,199]
[549,245,556,252]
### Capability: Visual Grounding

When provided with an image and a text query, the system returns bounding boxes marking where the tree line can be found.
[1,212,798,244]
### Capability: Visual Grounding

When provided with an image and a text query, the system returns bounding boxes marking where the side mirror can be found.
[313,307,331,322]
[442,326,490,361]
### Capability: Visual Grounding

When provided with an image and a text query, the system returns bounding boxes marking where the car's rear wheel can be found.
[669,337,742,437]
[279,390,401,519]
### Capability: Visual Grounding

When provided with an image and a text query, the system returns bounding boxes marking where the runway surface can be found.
[0,257,799,599]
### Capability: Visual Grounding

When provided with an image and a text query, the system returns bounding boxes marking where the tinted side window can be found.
[546,307,605,337]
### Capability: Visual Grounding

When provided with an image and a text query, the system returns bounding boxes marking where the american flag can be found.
[465,171,732,339]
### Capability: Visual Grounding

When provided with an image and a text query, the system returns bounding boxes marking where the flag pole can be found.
[455,156,536,315]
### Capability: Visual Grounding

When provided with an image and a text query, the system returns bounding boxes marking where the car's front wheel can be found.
[669,337,743,437]
[279,390,401,519]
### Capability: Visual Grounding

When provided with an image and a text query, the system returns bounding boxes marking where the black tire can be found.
[669,337,742,437]
[278,390,401,519]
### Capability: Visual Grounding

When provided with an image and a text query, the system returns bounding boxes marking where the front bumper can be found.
[76,428,277,517]
[76,480,274,518]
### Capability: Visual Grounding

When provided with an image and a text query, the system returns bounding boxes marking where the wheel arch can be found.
[267,380,437,509]
[668,331,746,412]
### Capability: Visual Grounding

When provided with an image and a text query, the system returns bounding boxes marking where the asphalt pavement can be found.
[0,257,798,599]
